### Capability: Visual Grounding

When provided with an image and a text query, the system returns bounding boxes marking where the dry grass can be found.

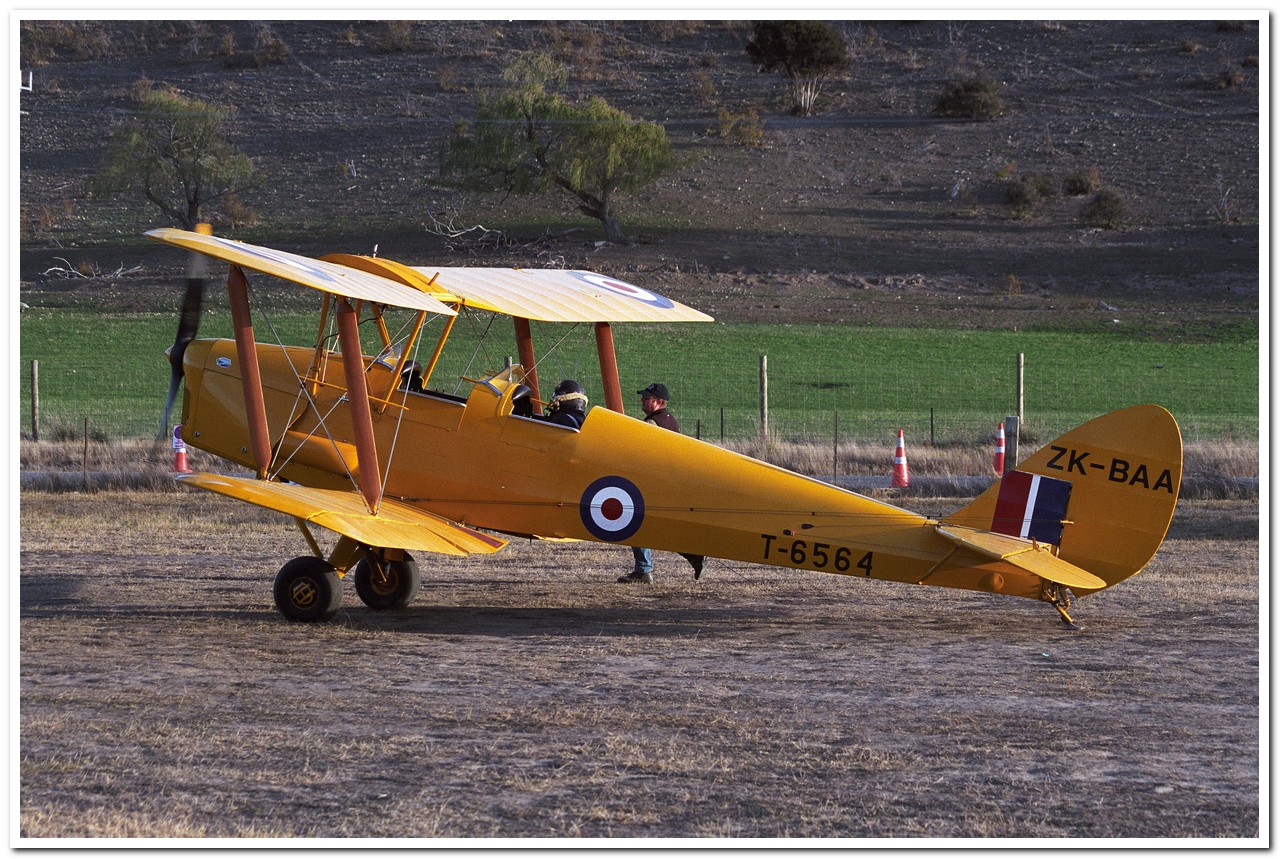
[19,490,1260,841]
[18,438,1258,500]
[723,436,1258,480]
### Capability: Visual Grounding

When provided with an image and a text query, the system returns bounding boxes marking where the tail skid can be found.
[942,405,1183,595]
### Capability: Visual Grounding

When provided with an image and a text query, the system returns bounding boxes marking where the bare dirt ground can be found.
[19,490,1259,840]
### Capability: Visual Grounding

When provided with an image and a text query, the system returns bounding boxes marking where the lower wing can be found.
[179,472,507,556]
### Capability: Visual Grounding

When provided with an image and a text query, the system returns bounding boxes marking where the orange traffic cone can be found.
[172,425,192,473]
[993,421,1006,477]
[892,428,910,488]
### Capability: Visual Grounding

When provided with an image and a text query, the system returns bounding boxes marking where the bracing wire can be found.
[379,312,440,507]
[454,309,499,395]
[256,302,363,492]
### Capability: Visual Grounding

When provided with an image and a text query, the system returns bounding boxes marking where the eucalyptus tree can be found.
[442,53,679,244]
[94,81,255,229]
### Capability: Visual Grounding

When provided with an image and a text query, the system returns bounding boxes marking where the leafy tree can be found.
[441,53,679,244]
[744,21,849,116]
[93,81,255,229]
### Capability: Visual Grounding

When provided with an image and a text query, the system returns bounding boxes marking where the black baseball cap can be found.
[637,383,670,400]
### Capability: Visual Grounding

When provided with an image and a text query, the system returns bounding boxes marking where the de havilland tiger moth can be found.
[147,227,1183,628]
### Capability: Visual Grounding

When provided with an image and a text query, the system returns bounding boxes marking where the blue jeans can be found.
[632,546,654,574]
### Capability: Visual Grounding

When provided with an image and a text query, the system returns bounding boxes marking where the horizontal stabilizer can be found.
[935,525,1107,591]
[179,472,507,556]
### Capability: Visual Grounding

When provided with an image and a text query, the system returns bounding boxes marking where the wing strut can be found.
[227,265,273,478]
[335,297,384,513]
[594,322,625,414]
[513,316,542,413]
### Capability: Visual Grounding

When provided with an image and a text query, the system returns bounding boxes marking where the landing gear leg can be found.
[1041,583,1083,631]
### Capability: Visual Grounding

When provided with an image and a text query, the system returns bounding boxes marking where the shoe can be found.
[616,571,653,584]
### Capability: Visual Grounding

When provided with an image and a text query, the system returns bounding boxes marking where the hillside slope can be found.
[18,19,1260,335]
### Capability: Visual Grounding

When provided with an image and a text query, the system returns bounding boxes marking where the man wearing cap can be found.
[617,383,679,584]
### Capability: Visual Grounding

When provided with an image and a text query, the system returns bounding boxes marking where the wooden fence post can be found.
[1016,352,1025,436]
[759,354,768,439]
[832,411,839,482]
[1005,414,1020,472]
[30,359,39,442]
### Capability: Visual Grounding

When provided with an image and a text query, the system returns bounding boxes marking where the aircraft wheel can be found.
[273,556,343,623]
[354,551,421,610]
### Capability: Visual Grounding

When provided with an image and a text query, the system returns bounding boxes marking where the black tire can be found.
[273,556,343,622]
[354,551,421,610]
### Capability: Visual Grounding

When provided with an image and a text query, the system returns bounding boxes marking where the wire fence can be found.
[19,319,1259,450]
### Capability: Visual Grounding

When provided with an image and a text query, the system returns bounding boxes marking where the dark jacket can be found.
[545,404,586,429]
[645,407,679,433]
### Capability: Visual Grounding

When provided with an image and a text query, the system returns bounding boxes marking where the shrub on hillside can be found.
[1062,165,1102,196]
[374,21,413,53]
[1213,68,1245,89]
[744,21,850,116]
[254,26,290,64]
[715,106,765,146]
[934,78,1005,119]
[1079,188,1130,229]
[691,71,717,105]
[21,21,114,65]
[1004,173,1054,217]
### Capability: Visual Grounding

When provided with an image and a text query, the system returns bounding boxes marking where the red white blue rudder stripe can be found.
[991,470,1073,545]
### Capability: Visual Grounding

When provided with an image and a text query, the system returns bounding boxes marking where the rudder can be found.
[942,405,1183,593]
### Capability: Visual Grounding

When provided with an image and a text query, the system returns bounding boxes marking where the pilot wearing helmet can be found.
[399,361,425,394]
[542,379,589,429]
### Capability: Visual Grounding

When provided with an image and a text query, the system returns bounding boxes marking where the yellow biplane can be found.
[148,227,1183,628]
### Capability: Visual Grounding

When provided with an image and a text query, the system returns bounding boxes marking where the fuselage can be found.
[179,337,992,593]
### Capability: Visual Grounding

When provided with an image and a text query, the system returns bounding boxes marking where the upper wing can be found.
[322,255,713,323]
[419,267,715,323]
[180,472,507,556]
[146,229,457,315]
[149,230,709,322]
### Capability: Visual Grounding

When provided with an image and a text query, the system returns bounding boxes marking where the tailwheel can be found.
[1040,583,1083,631]
[274,556,343,623]
[354,550,421,611]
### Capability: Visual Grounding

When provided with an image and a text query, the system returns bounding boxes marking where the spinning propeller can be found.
[159,223,211,436]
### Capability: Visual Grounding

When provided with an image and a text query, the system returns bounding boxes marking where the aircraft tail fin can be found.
[941,405,1182,593]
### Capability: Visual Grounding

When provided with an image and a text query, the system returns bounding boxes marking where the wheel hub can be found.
[289,578,319,609]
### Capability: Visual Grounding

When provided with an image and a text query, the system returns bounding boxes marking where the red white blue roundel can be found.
[571,271,675,309]
[580,476,645,542]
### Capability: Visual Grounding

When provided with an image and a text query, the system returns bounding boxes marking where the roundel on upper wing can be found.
[570,271,675,309]
[580,476,645,542]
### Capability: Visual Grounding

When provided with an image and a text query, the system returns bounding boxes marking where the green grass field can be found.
[19,308,1259,444]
